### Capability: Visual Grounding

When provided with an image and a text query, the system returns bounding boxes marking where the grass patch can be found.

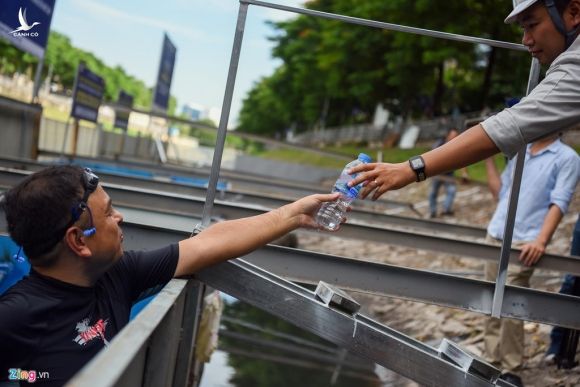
[42,105,70,123]
[255,148,347,169]
[253,143,507,183]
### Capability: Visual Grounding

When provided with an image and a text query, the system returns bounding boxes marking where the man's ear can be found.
[567,0,580,26]
[64,227,92,257]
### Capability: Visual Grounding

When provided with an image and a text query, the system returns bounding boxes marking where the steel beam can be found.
[66,280,189,387]
[0,164,487,238]
[105,188,580,275]
[242,246,580,329]
[1,207,577,328]
[3,208,568,329]
[201,1,249,229]
[36,151,346,199]
[0,177,576,275]
[115,220,579,329]
[110,194,580,275]
[491,58,542,318]
[197,259,500,387]
[244,0,526,51]
[0,155,415,212]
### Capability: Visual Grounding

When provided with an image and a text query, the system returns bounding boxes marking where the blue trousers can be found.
[547,214,580,355]
[429,178,456,215]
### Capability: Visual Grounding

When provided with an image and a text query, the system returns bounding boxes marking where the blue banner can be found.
[114,90,134,131]
[152,33,177,112]
[71,62,105,123]
[0,0,56,58]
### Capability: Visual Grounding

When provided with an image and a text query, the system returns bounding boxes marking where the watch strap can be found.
[408,155,426,182]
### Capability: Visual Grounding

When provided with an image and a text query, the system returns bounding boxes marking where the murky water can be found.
[199,298,380,387]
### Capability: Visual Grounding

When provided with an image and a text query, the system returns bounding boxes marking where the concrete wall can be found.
[9,110,339,184]
[234,154,338,183]
[0,96,42,159]
[39,118,99,157]
[98,131,157,161]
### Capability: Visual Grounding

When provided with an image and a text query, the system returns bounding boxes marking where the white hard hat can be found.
[504,0,541,23]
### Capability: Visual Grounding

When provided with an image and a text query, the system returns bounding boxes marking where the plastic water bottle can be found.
[316,153,372,230]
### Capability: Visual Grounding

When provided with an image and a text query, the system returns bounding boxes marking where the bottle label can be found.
[348,186,359,198]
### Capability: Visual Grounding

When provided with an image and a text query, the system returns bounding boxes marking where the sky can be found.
[50,0,305,125]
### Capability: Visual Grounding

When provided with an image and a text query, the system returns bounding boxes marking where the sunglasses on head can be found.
[71,168,100,237]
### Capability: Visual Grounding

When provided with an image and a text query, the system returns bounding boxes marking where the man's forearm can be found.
[485,158,502,200]
[176,206,297,276]
[536,204,564,246]
[423,124,499,178]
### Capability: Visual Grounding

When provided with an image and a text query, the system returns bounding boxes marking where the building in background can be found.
[182,102,220,126]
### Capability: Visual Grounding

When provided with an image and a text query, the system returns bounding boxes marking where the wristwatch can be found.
[408,155,426,182]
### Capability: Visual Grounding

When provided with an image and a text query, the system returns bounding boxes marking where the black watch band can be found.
[408,155,426,182]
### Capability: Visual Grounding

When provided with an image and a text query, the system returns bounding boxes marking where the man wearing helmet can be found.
[349,0,580,197]
[347,2,579,386]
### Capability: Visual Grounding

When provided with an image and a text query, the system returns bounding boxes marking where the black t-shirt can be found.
[0,244,179,386]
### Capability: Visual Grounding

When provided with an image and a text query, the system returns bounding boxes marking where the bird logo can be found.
[10,7,41,34]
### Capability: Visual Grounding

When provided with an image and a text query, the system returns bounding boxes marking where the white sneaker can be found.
[544,353,556,365]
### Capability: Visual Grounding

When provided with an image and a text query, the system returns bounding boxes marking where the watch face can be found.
[411,158,423,169]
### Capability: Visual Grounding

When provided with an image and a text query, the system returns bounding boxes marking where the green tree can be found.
[1,30,178,114]
[237,0,531,137]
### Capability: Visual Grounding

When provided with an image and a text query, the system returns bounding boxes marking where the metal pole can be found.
[31,55,45,103]
[71,118,80,158]
[60,116,72,159]
[491,58,542,318]
[198,1,249,230]
[243,0,526,51]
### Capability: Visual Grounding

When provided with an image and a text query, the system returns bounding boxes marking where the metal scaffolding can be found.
[1,0,577,386]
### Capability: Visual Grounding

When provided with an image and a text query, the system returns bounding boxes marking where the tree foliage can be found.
[238,0,531,136]
[0,31,177,113]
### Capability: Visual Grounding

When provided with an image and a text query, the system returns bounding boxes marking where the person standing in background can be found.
[428,128,469,218]
[482,133,579,386]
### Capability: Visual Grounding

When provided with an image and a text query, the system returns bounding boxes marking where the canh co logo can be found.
[10,7,41,36]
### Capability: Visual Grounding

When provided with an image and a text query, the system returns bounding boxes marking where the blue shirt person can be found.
[487,136,579,262]
[482,134,579,379]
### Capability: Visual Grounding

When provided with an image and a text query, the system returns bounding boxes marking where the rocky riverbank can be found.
[297,180,579,387]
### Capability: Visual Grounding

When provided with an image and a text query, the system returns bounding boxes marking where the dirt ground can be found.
[296,179,580,387]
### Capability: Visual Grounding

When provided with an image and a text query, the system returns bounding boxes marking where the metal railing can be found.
[2,1,573,386]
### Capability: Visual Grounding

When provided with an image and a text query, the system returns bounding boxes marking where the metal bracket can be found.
[315,281,361,315]
[438,339,501,383]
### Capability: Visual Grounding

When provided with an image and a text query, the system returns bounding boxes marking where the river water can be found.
[199,297,380,387]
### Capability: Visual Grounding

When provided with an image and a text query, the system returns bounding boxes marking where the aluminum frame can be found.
[196,259,506,387]
[207,0,544,332]
[491,59,542,318]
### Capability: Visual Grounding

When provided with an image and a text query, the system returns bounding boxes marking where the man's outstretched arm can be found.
[173,193,340,276]
[348,124,499,200]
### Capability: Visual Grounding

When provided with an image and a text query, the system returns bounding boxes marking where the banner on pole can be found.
[114,90,134,131]
[0,0,56,58]
[152,33,176,112]
[71,62,105,123]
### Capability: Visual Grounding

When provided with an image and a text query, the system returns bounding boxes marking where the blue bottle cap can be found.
[357,153,372,163]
